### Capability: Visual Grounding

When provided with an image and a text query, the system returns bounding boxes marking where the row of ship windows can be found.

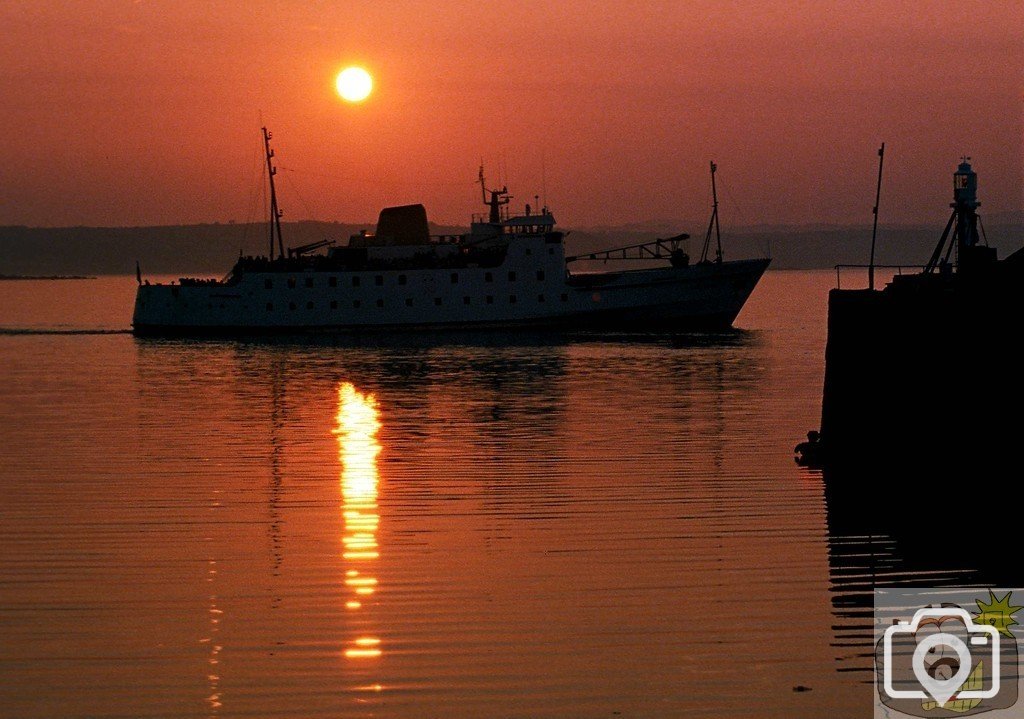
[264,293,572,311]
[270,270,547,290]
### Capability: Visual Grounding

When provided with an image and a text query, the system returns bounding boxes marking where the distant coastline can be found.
[1,218,1022,275]
[0,274,95,281]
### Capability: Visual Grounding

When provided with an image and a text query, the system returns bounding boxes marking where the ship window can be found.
[376,299,384,308]
[305,278,314,288]
[266,302,273,311]
[561,293,568,302]
[509,295,517,304]
[306,301,314,310]
[451,273,459,284]
[525,248,532,256]
[398,274,407,285]
[537,294,545,303]
[485,272,493,282]
[375,275,384,286]
[536,270,545,280]
[434,297,442,306]
[463,296,471,305]
[265,279,273,289]
[289,302,296,311]
[405,298,413,307]
[329,276,337,287]
[352,276,361,287]
[508,271,517,282]
[330,300,338,310]
[288,278,296,289]
[353,300,361,308]
[486,295,494,304]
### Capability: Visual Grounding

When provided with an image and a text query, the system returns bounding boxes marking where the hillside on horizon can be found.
[2,219,1022,276]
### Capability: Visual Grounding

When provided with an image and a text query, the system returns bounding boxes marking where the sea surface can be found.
[0,272,990,718]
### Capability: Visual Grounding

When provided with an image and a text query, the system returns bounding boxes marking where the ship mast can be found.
[478,165,510,224]
[262,127,285,260]
[700,161,723,264]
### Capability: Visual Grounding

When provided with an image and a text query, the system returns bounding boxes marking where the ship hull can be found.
[132,252,769,337]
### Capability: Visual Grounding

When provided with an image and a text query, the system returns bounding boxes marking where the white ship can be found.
[132,129,769,336]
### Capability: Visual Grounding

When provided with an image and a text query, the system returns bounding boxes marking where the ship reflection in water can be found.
[334,383,384,676]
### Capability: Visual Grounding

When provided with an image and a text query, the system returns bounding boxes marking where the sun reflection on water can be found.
[333,383,383,662]
[203,557,222,717]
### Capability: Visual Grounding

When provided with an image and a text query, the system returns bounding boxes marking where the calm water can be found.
[0,273,986,718]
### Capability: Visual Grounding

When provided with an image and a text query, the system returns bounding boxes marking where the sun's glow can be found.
[335,67,373,103]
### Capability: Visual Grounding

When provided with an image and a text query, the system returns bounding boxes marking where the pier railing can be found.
[833,264,925,289]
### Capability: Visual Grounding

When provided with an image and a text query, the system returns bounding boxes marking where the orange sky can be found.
[1,1,1021,228]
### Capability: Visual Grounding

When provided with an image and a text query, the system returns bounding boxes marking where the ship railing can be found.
[179,277,223,287]
[833,264,926,289]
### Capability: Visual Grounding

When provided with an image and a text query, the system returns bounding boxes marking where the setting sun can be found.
[335,67,373,103]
